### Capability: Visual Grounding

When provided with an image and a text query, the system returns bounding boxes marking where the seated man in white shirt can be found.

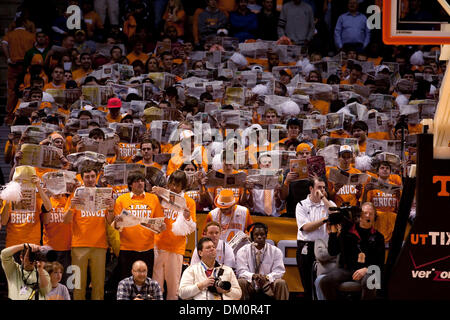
[191,221,236,269]
[236,222,289,300]
[179,237,241,300]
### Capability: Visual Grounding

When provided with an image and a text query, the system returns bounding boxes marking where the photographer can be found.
[0,243,51,300]
[116,260,163,300]
[320,202,385,300]
[179,237,241,300]
[295,176,336,300]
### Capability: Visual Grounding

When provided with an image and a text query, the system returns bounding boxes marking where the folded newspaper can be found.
[205,170,247,188]
[115,209,166,234]
[73,187,113,212]
[328,168,369,185]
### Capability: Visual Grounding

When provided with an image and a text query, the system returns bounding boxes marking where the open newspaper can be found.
[293,82,333,101]
[367,111,389,133]
[78,136,115,156]
[67,151,106,173]
[224,87,245,106]
[289,156,326,180]
[367,176,402,194]
[368,94,394,112]
[12,125,51,145]
[206,170,247,188]
[186,81,224,100]
[145,166,167,187]
[228,230,251,254]
[326,113,345,131]
[19,144,62,169]
[104,163,146,186]
[328,168,369,185]
[42,170,78,195]
[366,138,402,157]
[150,120,180,144]
[152,187,187,212]
[115,209,166,234]
[246,169,283,189]
[73,187,113,211]
[259,150,296,170]
[325,137,358,148]
[109,122,145,144]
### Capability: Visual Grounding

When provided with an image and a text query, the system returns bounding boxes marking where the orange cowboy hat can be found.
[214,189,236,209]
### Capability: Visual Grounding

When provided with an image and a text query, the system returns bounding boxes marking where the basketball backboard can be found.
[383,0,450,45]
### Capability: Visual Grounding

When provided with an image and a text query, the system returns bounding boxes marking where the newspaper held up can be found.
[115,209,166,234]
[328,168,369,185]
[246,169,283,189]
[73,187,113,212]
[42,170,79,195]
[205,170,247,189]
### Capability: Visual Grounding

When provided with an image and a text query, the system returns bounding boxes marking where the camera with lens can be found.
[326,202,361,226]
[208,268,231,294]
[24,244,57,263]
[135,293,154,300]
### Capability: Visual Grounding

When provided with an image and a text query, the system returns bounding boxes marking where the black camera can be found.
[326,202,361,226]
[208,268,231,293]
[136,293,154,300]
[24,244,57,263]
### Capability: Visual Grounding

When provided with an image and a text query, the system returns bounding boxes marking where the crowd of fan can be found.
[0,0,440,300]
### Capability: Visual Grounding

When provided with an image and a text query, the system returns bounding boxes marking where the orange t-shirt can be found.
[43,195,72,251]
[43,82,66,91]
[329,131,351,138]
[368,132,390,140]
[83,11,103,35]
[311,100,330,115]
[126,52,149,65]
[366,174,402,242]
[166,145,208,176]
[118,142,139,163]
[340,79,364,86]
[408,123,423,135]
[5,193,43,248]
[106,113,121,123]
[2,28,35,62]
[72,68,93,84]
[135,160,163,170]
[114,192,164,251]
[326,166,364,206]
[367,57,382,66]
[154,193,196,255]
[66,193,108,249]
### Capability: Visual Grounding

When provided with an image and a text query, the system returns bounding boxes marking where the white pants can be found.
[94,0,119,25]
[153,248,183,300]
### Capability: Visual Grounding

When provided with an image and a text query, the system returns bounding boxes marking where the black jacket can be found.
[328,224,385,272]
